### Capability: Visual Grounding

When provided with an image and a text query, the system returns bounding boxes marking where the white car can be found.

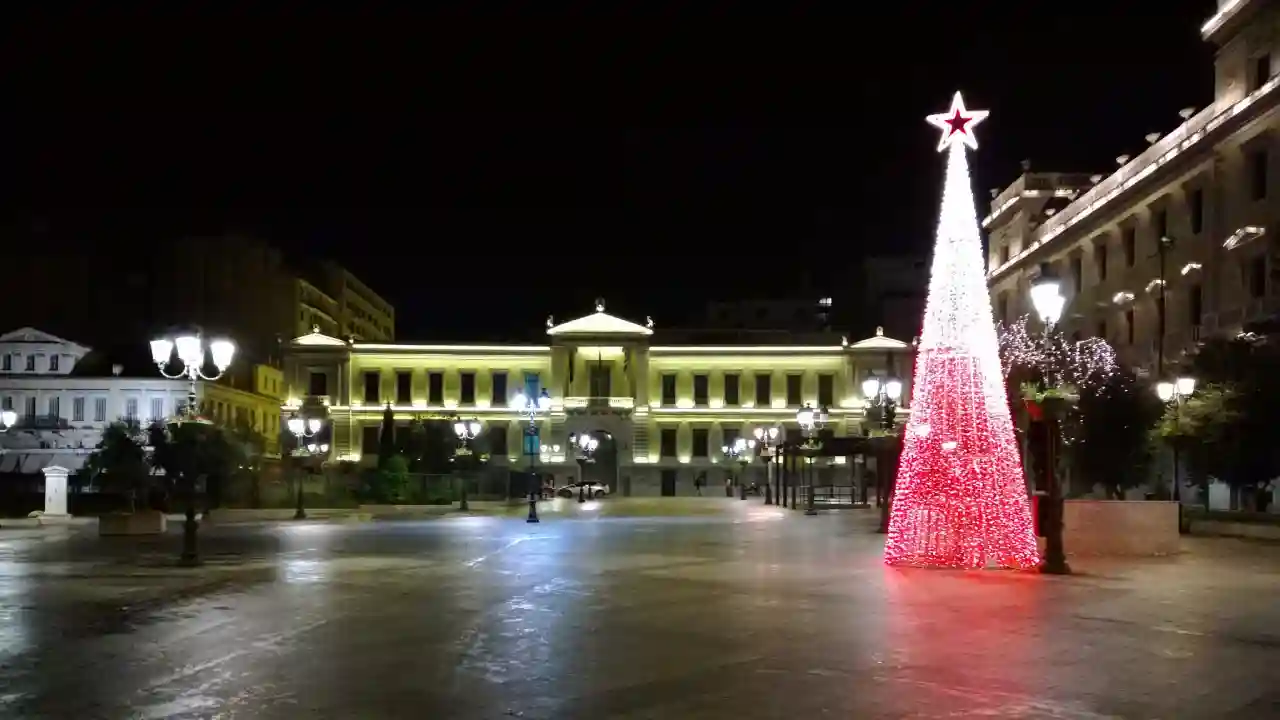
[556,481,610,499]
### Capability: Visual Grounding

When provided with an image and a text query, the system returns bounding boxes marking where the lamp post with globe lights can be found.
[452,417,483,511]
[1156,376,1196,533]
[753,426,781,504]
[512,388,552,523]
[570,432,599,502]
[1029,263,1071,575]
[148,333,236,567]
[0,409,16,433]
[287,413,324,520]
[862,376,903,432]
[721,436,755,499]
[796,403,828,515]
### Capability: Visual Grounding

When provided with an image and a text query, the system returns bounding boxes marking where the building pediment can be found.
[849,327,909,350]
[292,327,349,347]
[547,301,653,337]
[0,327,90,355]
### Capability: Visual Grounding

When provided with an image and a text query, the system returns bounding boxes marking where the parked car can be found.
[556,481,610,499]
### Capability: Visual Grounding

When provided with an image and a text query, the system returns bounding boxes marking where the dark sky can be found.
[10,4,1215,340]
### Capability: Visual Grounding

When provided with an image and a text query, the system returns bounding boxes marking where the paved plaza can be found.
[0,499,1278,718]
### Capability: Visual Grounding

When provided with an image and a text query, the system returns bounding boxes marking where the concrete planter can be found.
[98,511,167,536]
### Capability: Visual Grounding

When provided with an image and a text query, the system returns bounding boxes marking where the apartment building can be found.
[987,0,1280,373]
[283,303,912,496]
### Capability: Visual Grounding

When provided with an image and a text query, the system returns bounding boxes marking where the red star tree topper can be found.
[884,91,1039,570]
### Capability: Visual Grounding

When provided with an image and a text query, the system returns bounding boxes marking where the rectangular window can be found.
[492,372,508,407]
[999,244,1009,265]
[25,396,36,419]
[73,397,85,422]
[722,427,739,450]
[126,397,138,420]
[755,373,771,407]
[150,397,164,422]
[1122,227,1136,267]
[396,371,412,405]
[94,397,107,422]
[1096,241,1108,281]
[1189,188,1204,234]
[786,374,802,406]
[1189,283,1203,326]
[660,428,677,458]
[460,372,476,405]
[488,424,508,456]
[362,425,380,455]
[308,371,327,396]
[1154,209,1168,243]
[1,355,8,371]
[1070,255,1083,294]
[691,429,709,457]
[429,372,444,404]
[724,373,740,406]
[1,396,10,410]
[49,355,59,372]
[363,372,380,404]
[818,374,834,408]
[48,396,60,418]
[1252,53,1272,92]
[997,292,1009,324]
[25,355,35,371]
[1250,150,1268,201]
[589,364,610,397]
[1125,309,1135,345]
[1249,256,1267,299]
[661,374,677,405]
[693,374,709,406]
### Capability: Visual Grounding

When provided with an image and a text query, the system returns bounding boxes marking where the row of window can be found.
[659,372,835,408]
[355,424,764,460]
[3,395,117,423]
[1,354,62,372]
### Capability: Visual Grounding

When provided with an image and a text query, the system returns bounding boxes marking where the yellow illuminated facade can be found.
[282,306,913,495]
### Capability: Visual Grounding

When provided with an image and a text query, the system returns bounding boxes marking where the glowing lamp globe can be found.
[1029,264,1065,326]
[174,335,203,367]
[1,409,16,428]
[862,377,881,399]
[752,427,763,440]
[885,379,903,401]
[1155,382,1175,402]
[468,420,482,437]
[209,339,236,371]
[1176,376,1197,396]
[796,405,814,428]
[149,339,174,366]
[512,392,528,410]
[287,415,305,435]
[306,443,318,453]
[307,418,322,435]
[537,389,552,410]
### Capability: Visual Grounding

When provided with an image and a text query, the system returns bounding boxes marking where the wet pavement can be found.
[1,500,1278,719]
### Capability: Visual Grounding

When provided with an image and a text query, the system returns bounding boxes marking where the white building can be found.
[0,328,284,475]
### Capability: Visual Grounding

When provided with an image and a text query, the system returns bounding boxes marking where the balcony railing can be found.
[562,396,635,410]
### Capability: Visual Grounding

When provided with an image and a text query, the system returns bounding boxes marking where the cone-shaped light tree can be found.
[883,92,1040,570]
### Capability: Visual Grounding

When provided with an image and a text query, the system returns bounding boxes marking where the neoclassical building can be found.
[282,304,913,496]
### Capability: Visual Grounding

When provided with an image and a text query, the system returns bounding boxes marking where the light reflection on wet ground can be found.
[0,501,1277,718]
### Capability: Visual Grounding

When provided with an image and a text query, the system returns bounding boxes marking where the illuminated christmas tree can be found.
[883,92,1040,570]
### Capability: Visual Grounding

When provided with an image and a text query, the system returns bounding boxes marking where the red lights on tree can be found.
[884,92,1040,570]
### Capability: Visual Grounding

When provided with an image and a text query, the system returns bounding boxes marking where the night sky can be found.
[11,4,1215,340]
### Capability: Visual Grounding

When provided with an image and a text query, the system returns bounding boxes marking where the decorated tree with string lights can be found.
[884,92,1040,570]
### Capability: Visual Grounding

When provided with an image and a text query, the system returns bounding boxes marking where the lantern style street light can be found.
[0,409,16,432]
[511,389,552,523]
[570,432,600,503]
[1156,375,1196,533]
[148,333,236,567]
[149,334,236,420]
[753,426,781,504]
[452,417,483,511]
[862,376,903,431]
[1029,263,1070,575]
[287,413,324,520]
[721,436,756,500]
[796,403,828,516]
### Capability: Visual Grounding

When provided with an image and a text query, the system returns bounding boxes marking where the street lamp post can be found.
[796,403,828,516]
[721,437,756,500]
[570,432,599,503]
[861,376,903,432]
[1029,264,1071,575]
[512,389,552,523]
[453,417,482,512]
[149,333,236,567]
[1156,376,1196,534]
[752,426,781,504]
[286,413,324,520]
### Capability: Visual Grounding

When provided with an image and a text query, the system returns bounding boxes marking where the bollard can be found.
[739,484,747,500]
[578,484,586,503]
[764,484,773,505]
